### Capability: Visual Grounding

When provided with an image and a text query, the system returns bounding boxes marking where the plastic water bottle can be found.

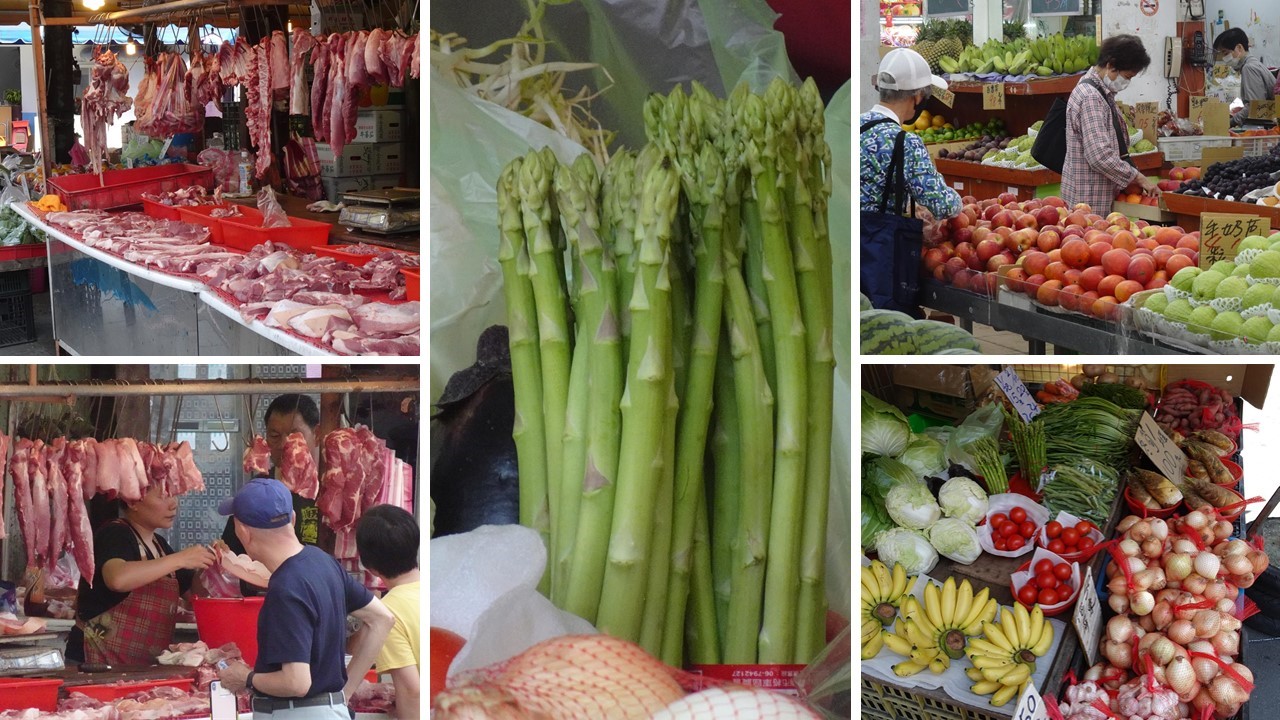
[236,151,252,194]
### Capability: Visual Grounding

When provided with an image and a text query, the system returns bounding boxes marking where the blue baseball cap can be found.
[218,478,293,529]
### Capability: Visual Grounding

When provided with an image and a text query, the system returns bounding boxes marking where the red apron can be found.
[78,520,179,666]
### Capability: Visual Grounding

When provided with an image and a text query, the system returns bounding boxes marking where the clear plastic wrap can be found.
[793,625,850,719]
[256,186,291,228]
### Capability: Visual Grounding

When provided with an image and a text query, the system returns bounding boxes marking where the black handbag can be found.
[1031,75,1133,175]
[860,117,924,315]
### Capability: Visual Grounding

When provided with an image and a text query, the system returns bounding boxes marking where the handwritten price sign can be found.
[1199,213,1270,268]
[1134,411,1188,482]
[932,85,956,108]
[1189,95,1209,124]
[1136,102,1159,144]
[1249,99,1276,120]
[1073,566,1102,666]
[994,367,1040,422]
[983,83,1006,110]
[1012,681,1051,720]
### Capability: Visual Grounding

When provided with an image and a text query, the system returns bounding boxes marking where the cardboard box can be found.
[321,176,371,203]
[371,174,403,191]
[1163,365,1271,408]
[890,365,1002,421]
[892,365,979,399]
[355,110,403,143]
[370,144,402,174]
[1112,200,1175,223]
[316,143,370,178]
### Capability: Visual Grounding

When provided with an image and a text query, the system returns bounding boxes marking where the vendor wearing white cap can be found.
[215,478,394,719]
[860,48,961,313]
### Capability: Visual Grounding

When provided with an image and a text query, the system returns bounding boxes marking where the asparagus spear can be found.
[596,159,680,642]
[710,332,740,656]
[497,158,550,546]
[687,490,720,664]
[562,154,628,624]
[519,150,572,589]
[551,154,601,602]
[640,376,679,656]
[749,80,810,665]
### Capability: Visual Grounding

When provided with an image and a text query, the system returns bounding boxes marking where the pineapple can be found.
[937,37,963,59]
[915,40,943,72]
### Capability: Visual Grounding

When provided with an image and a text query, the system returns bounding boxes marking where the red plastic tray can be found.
[0,678,62,711]
[141,198,184,221]
[0,244,46,262]
[72,676,194,702]
[401,267,420,301]
[218,214,333,252]
[48,165,215,212]
[311,244,419,267]
[177,205,264,246]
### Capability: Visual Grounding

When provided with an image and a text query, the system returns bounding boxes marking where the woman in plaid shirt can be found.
[1062,35,1159,215]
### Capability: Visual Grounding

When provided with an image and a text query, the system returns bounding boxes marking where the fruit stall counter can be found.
[11,204,330,357]
[920,281,1189,354]
[936,152,1166,204]
[1160,192,1280,233]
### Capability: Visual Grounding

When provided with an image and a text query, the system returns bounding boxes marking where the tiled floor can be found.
[972,323,1038,355]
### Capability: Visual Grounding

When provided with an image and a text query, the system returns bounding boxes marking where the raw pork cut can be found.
[80,48,132,175]
[281,432,318,499]
[45,440,70,572]
[93,440,122,497]
[168,441,205,494]
[351,301,420,336]
[325,34,349,155]
[0,432,7,540]
[9,439,32,566]
[288,28,316,116]
[243,436,271,477]
[115,438,147,501]
[356,428,388,516]
[310,38,331,136]
[62,440,96,587]
[79,437,99,499]
[316,428,358,530]
[270,30,290,92]
[28,441,50,567]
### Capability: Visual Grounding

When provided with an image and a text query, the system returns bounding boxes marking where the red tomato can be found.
[1035,559,1054,575]
[990,513,1009,527]
[1008,535,1026,551]
[1010,507,1028,524]
[1045,521,1063,539]
[1018,584,1039,605]
[1035,571,1058,590]
[994,537,1008,551]
[1019,521,1037,538]
[1061,528,1081,546]
[1048,539,1066,554]
[1039,588,1059,605]
[1000,522,1019,538]
[430,627,468,702]
[1076,520,1097,535]
[1078,537,1096,552]
[1054,563,1073,581]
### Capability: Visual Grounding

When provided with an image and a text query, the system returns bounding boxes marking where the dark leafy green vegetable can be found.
[1079,382,1147,410]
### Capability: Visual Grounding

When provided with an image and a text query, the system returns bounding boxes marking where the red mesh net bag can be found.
[1153,380,1243,441]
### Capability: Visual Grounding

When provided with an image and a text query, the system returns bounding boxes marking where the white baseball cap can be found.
[878,48,948,92]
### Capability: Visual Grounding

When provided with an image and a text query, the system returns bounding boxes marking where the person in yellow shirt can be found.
[356,505,420,719]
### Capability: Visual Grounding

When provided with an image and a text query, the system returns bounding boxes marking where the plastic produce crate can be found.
[141,198,185,221]
[1234,135,1280,157]
[0,270,35,347]
[48,165,215,212]
[72,676,194,702]
[0,244,45,263]
[176,205,264,246]
[0,678,62,711]
[400,268,419,301]
[862,676,1007,720]
[218,214,333,252]
[1156,136,1233,163]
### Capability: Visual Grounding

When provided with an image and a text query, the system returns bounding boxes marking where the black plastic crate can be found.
[0,292,35,347]
[0,268,30,298]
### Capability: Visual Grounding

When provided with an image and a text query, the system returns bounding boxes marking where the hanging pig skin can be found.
[431,326,520,538]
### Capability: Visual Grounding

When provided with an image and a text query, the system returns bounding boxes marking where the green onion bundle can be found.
[1037,397,1139,472]
[497,78,834,667]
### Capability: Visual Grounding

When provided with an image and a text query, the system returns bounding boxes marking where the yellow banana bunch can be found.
[965,603,1055,706]
[861,560,913,659]
[886,576,997,676]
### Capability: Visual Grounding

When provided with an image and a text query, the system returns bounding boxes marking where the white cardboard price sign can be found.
[994,367,1041,422]
[1133,412,1188,482]
[1072,565,1102,667]
[1013,681,1052,720]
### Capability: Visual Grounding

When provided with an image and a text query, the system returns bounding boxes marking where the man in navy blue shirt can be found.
[216,478,394,718]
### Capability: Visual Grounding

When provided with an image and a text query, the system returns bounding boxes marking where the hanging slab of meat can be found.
[79,437,99,499]
[27,441,50,568]
[248,38,274,178]
[80,48,132,175]
[356,429,388,516]
[115,438,148,501]
[9,439,32,566]
[316,428,359,530]
[280,432,318,500]
[62,440,96,588]
[379,32,408,88]
[243,436,270,477]
[219,36,252,87]
[168,441,205,494]
[408,32,420,80]
[270,30,290,93]
[325,34,349,156]
[93,440,121,498]
[338,31,371,151]
[45,440,70,573]
[310,38,331,138]
[289,28,316,116]
[135,53,202,138]
[0,432,7,541]
[364,28,388,86]
[187,45,222,110]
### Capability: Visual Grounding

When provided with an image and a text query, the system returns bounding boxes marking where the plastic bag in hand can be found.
[201,563,242,599]
[256,186,291,229]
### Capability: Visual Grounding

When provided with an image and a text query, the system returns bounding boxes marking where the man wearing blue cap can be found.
[215,478,395,718]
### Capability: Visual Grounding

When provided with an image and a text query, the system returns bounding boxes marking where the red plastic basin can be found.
[0,678,62,711]
[218,214,333,252]
[176,205,264,246]
[72,676,193,703]
[193,596,265,666]
[401,268,420,301]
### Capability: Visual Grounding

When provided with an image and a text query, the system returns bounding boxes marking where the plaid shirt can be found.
[860,108,961,219]
[1061,75,1137,215]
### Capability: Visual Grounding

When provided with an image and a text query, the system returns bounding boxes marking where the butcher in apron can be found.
[67,484,216,665]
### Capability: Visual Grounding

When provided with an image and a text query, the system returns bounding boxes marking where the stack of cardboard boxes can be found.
[316,107,405,202]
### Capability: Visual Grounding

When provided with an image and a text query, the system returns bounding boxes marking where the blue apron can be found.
[860,118,924,316]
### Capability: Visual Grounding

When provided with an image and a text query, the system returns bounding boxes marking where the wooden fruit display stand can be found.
[1161,193,1280,232]
[927,75,1164,201]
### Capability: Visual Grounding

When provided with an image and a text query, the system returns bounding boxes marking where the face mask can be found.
[1226,54,1246,69]
[903,94,928,124]
[1104,73,1131,93]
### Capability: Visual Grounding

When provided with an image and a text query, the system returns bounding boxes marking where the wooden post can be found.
[27,0,51,181]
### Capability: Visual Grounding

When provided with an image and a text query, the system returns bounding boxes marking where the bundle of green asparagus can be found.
[495,77,834,667]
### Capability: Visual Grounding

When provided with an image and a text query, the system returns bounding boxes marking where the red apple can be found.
[1079,266,1106,292]
[953,227,974,245]
[1127,254,1156,284]
[983,204,1002,222]
[976,239,1003,264]
[1023,251,1051,277]
[1037,279,1064,307]
[923,248,948,272]
[1034,206,1060,228]
[943,257,967,282]
[971,226,992,243]
[1062,226,1086,240]
[1036,229,1062,252]
[1015,212,1039,230]
[1043,196,1067,208]
[1105,212,1130,231]
[1025,273,1048,297]
[998,192,1018,205]
[992,210,1015,228]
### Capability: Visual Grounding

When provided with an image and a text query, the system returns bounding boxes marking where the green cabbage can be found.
[898,434,947,479]
[862,391,910,457]
[937,476,989,525]
[865,456,917,504]
[928,518,982,564]
[861,493,894,549]
[885,479,942,530]
[875,528,938,575]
